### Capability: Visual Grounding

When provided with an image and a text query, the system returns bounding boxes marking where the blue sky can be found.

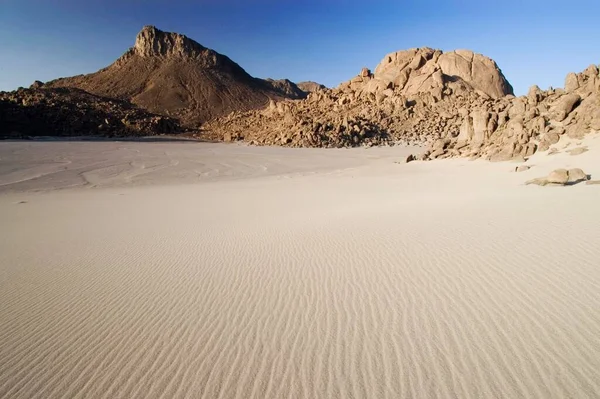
[1,0,599,95]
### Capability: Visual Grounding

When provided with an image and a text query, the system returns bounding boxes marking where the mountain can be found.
[47,26,303,127]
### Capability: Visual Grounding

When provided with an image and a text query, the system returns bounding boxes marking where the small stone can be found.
[400,154,416,163]
[568,147,588,156]
[515,165,531,172]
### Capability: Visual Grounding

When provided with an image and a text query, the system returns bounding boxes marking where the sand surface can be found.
[1,137,600,398]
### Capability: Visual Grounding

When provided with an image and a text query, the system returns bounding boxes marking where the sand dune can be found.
[1,138,600,398]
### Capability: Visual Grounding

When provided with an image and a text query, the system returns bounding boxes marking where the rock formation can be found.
[341,48,513,99]
[296,81,327,93]
[204,48,599,162]
[3,28,599,156]
[0,85,180,138]
[46,26,303,127]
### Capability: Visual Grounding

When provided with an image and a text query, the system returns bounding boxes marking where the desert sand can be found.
[1,137,600,399]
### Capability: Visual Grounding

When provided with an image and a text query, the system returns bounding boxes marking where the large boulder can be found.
[551,94,581,122]
[371,48,513,99]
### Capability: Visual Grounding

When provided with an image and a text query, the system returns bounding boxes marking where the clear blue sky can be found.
[1,0,599,95]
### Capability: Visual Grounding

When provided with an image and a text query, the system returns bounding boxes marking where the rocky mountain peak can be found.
[133,25,208,59]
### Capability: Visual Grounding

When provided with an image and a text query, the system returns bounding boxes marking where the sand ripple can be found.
[1,141,600,398]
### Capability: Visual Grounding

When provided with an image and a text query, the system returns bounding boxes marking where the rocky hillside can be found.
[0,83,180,138]
[205,48,599,161]
[297,81,327,93]
[47,26,304,127]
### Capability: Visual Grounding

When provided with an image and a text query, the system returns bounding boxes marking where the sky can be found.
[1,0,599,95]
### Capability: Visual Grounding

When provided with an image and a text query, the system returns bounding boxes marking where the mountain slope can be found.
[48,26,303,127]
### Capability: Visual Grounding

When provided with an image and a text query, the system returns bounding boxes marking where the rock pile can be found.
[0,85,180,138]
[205,48,599,157]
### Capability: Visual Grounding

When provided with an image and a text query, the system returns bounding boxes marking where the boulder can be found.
[547,169,569,184]
[568,147,588,156]
[526,168,589,186]
[551,94,581,122]
[400,154,416,163]
[564,72,579,92]
[567,168,589,184]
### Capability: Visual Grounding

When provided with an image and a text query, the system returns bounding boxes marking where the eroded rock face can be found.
[134,25,209,59]
[352,47,513,99]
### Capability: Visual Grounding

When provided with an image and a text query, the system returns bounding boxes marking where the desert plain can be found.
[1,137,600,398]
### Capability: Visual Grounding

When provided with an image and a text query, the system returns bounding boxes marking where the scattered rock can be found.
[526,168,589,186]
[548,148,560,155]
[568,147,588,156]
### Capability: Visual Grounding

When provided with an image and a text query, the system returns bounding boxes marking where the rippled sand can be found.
[1,139,600,398]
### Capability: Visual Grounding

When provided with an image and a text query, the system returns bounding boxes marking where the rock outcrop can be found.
[296,81,327,93]
[7,32,599,155]
[0,86,180,138]
[204,49,599,160]
[47,26,303,127]
[341,48,513,99]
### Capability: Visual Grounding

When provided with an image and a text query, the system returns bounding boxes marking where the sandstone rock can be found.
[372,47,513,99]
[527,85,543,104]
[551,93,581,122]
[547,169,569,184]
[527,168,589,186]
[543,132,560,145]
[565,72,579,92]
